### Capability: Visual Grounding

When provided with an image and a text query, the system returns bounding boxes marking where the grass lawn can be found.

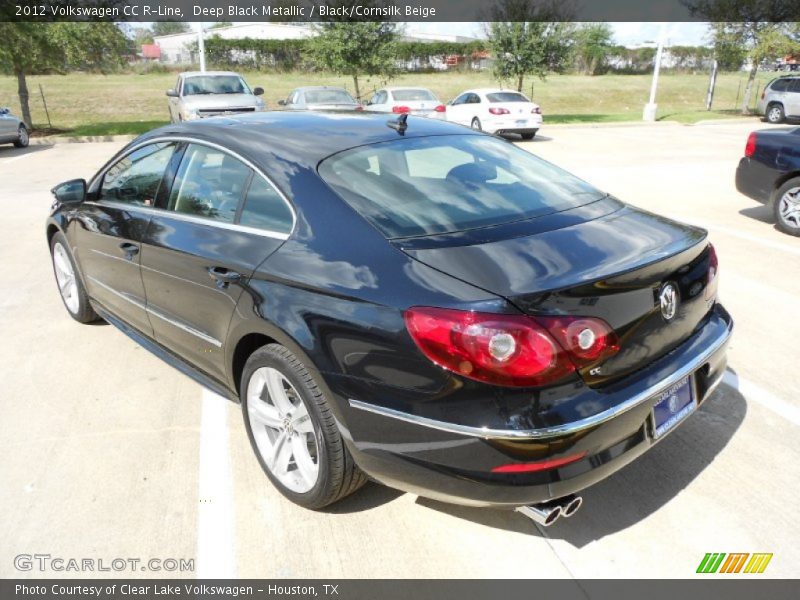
[0,70,774,136]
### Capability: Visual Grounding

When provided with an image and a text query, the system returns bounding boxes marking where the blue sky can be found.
[406,22,712,46]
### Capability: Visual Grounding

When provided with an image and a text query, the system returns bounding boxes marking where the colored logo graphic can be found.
[696,553,773,574]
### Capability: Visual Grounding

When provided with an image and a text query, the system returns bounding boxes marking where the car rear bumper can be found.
[735,157,779,203]
[486,115,543,134]
[340,304,733,508]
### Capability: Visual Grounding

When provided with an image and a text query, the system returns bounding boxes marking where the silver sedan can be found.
[0,107,29,147]
[279,87,362,111]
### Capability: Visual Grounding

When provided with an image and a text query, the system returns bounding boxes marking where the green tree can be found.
[684,1,800,112]
[485,0,575,92]
[0,22,128,127]
[152,22,190,37]
[306,21,399,100]
[573,23,614,75]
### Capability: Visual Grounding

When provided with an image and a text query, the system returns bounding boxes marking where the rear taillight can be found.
[392,105,410,114]
[532,106,542,114]
[488,107,510,115]
[745,132,757,157]
[761,89,766,100]
[434,104,446,112]
[705,243,719,301]
[355,105,364,112]
[404,308,619,387]
[534,316,620,367]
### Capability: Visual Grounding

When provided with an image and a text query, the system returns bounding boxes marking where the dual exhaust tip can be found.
[516,494,583,527]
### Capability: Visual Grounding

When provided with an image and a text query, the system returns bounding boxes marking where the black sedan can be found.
[47,112,732,526]
[735,126,800,236]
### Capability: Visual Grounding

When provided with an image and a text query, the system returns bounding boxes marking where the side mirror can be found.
[277,99,286,106]
[51,179,86,205]
[166,89,178,98]
[253,87,264,96]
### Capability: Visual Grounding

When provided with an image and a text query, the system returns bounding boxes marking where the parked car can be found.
[364,87,446,119]
[757,76,800,124]
[47,113,731,525]
[0,107,29,148]
[446,88,543,139]
[735,127,800,236]
[279,86,362,111]
[166,71,265,123]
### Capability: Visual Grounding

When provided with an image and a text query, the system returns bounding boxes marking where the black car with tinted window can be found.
[47,112,732,526]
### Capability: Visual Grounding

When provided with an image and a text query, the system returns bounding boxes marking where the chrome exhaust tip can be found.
[516,503,562,527]
[560,495,583,518]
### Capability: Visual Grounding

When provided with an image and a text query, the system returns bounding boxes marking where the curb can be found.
[30,134,138,145]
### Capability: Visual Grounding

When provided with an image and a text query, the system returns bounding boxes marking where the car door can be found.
[786,79,800,116]
[139,141,294,382]
[447,93,471,125]
[0,109,16,141]
[76,141,179,336]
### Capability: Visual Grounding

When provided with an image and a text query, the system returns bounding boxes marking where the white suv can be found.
[758,77,800,123]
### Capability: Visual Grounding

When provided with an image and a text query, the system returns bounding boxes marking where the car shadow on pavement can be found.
[322,481,405,514]
[739,204,774,225]
[0,143,53,158]
[414,380,747,546]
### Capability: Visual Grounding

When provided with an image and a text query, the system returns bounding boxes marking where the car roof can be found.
[180,71,242,78]
[383,86,435,92]
[461,88,528,95]
[135,111,478,170]
[294,86,352,93]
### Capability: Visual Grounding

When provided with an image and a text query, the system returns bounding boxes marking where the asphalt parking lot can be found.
[1,120,798,579]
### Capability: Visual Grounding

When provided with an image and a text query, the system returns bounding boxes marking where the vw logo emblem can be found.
[659,282,679,322]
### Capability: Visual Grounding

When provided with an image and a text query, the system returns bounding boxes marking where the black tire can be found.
[521,132,536,140]
[13,124,29,148]
[49,232,99,323]
[766,103,785,124]
[241,343,366,509]
[772,177,800,236]
[471,117,482,131]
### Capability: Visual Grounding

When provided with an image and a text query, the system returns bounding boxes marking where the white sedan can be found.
[446,88,543,139]
[364,87,446,119]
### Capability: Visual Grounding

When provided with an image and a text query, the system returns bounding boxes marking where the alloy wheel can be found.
[18,126,29,146]
[767,106,783,123]
[246,367,320,493]
[52,242,79,314]
[777,186,800,230]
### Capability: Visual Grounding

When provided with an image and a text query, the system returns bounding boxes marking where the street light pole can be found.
[643,24,666,122]
[197,23,206,72]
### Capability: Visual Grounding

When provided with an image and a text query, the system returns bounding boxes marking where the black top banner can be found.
[3,0,800,22]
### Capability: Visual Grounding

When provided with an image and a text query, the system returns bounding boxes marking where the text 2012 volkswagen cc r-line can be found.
[47,112,732,526]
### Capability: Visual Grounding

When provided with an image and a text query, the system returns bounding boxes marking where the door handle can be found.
[119,242,139,260]
[208,266,241,289]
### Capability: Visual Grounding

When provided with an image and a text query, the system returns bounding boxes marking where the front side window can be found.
[168,144,252,223]
[239,176,293,234]
[100,142,177,206]
[319,134,602,238]
[182,75,250,96]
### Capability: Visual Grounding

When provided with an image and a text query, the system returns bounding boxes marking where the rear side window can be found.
[788,79,800,93]
[239,176,293,234]
[771,79,790,92]
[168,144,252,223]
[487,92,529,103]
[100,142,177,206]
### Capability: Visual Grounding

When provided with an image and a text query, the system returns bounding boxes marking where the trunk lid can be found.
[400,206,714,385]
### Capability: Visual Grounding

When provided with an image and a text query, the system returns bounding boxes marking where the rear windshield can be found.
[391,89,437,102]
[487,92,529,103]
[184,75,250,96]
[318,135,602,238]
[305,89,356,104]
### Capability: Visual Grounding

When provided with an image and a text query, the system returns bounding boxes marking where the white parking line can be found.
[196,389,237,578]
[723,370,800,427]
